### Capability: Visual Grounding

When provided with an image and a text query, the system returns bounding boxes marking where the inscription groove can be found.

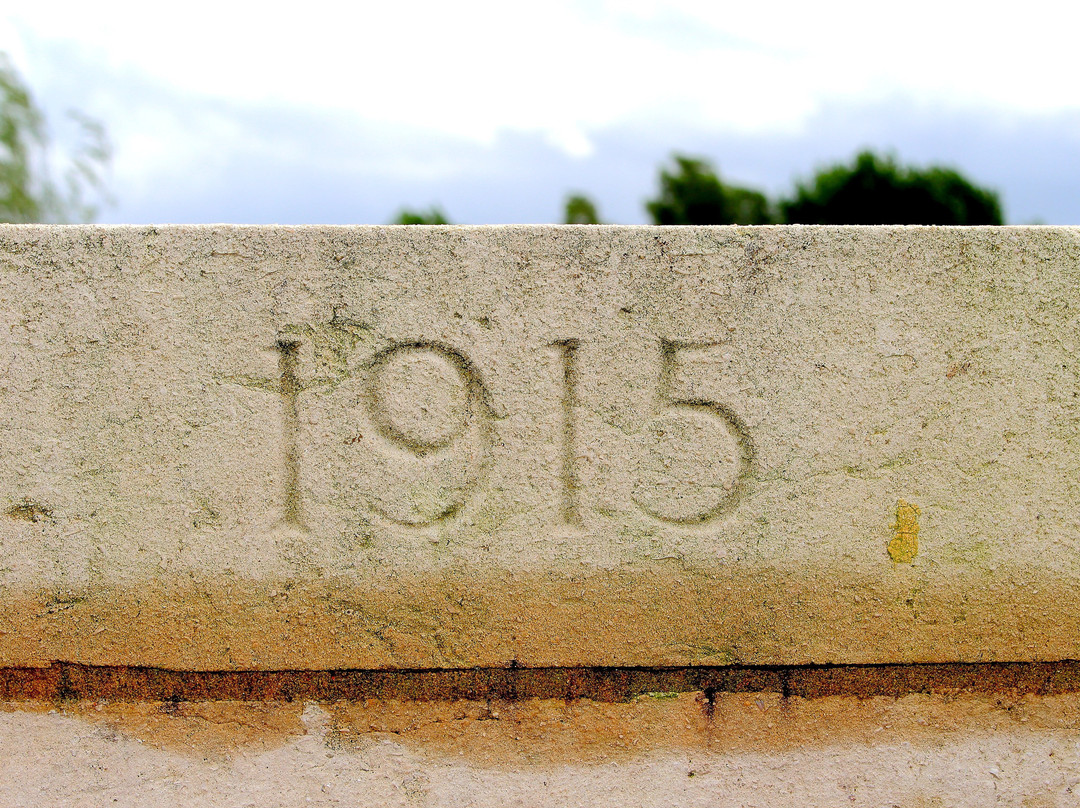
[361,341,495,526]
[368,343,474,456]
[632,340,755,524]
[551,339,582,526]
[268,330,754,529]
[276,336,304,527]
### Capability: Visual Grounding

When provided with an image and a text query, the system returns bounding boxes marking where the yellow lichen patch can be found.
[888,500,920,562]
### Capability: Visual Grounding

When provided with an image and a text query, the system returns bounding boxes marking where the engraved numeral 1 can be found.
[551,340,582,526]
[277,336,303,527]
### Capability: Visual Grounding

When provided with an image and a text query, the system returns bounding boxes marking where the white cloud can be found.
[5,1,1079,226]
[9,0,1080,156]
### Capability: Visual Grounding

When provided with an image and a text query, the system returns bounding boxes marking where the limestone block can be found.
[0,224,1078,669]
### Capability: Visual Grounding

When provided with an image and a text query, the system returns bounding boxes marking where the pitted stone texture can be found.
[1,225,1079,669]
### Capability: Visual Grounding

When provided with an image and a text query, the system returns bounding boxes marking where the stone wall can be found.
[2,225,1079,804]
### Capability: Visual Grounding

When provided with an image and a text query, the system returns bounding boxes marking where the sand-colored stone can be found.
[1,224,1079,669]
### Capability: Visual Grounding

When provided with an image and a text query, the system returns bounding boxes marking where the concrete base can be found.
[4,692,1079,806]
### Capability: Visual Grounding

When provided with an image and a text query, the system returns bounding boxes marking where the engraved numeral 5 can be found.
[632,340,754,524]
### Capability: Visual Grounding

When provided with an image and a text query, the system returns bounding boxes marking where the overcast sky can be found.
[4,2,1079,224]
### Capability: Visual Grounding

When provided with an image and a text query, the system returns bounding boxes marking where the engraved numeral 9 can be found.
[363,342,493,525]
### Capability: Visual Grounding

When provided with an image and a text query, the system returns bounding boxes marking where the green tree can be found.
[780,150,1003,225]
[0,53,111,223]
[392,206,450,225]
[564,193,602,224]
[646,155,774,225]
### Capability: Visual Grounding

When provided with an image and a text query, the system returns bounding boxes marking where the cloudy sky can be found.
[4,1,1079,224]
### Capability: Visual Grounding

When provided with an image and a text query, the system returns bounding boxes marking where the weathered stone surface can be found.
[1,224,1078,669]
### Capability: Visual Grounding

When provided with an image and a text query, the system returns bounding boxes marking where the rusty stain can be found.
[6,500,53,523]
[5,688,1080,765]
[889,499,920,563]
[4,661,1080,704]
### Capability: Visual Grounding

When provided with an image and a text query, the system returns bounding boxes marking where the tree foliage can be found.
[780,150,1003,225]
[385,153,1005,228]
[645,155,774,225]
[392,206,450,225]
[0,53,111,223]
[564,193,601,224]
